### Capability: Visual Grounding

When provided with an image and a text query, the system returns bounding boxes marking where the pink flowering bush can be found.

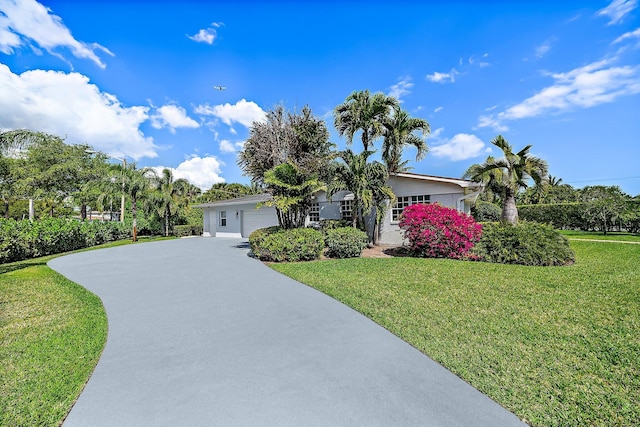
[399,203,483,259]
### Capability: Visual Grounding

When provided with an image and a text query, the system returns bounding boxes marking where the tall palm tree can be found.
[147,168,190,237]
[381,106,430,173]
[333,90,399,151]
[327,149,395,243]
[124,166,155,241]
[464,135,548,224]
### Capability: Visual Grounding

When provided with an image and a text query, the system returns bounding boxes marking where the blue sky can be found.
[1,0,639,195]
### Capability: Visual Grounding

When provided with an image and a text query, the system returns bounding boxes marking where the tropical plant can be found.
[327,149,395,243]
[399,203,482,259]
[381,105,430,173]
[259,162,324,229]
[464,135,548,224]
[333,90,399,151]
[199,182,260,202]
[146,168,191,236]
[580,185,627,234]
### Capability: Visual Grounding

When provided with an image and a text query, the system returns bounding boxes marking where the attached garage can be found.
[241,206,278,237]
[194,194,279,238]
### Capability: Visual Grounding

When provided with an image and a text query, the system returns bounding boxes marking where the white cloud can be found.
[426,69,459,83]
[430,127,445,139]
[154,156,225,190]
[188,22,223,44]
[434,106,443,113]
[535,40,553,58]
[219,139,244,153]
[150,104,199,133]
[0,64,156,159]
[478,59,640,130]
[431,133,487,161]
[613,27,640,44]
[597,0,638,25]
[387,76,413,100]
[0,0,113,68]
[195,99,266,128]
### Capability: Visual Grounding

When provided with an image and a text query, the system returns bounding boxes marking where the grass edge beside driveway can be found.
[271,240,640,426]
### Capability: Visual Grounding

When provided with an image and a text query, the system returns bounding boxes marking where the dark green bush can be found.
[0,218,130,264]
[472,201,502,222]
[518,203,583,229]
[318,219,352,231]
[471,221,575,266]
[324,227,368,259]
[249,226,324,262]
[172,225,203,237]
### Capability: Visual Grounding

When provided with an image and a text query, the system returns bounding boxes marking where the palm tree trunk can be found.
[502,189,519,225]
[164,209,170,237]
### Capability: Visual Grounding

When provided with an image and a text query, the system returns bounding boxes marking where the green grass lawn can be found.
[559,230,640,243]
[272,241,639,426]
[0,237,169,427]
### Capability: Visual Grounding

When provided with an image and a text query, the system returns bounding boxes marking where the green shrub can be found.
[318,219,352,231]
[324,227,368,258]
[472,201,502,222]
[518,203,583,229]
[249,226,323,262]
[172,225,203,237]
[471,221,575,266]
[0,218,130,264]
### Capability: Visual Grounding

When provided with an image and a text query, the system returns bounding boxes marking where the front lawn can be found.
[272,241,639,426]
[559,230,640,243]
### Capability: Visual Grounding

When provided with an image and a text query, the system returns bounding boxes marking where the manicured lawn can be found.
[0,237,169,426]
[559,230,640,243]
[272,241,639,426]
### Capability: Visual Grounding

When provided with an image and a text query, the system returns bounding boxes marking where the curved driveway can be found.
[49,237,523,426]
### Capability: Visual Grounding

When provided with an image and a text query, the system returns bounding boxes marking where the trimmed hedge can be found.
[472,201,502,222]
[471,221,575,266]
[324,227,368,259]
[249,226,324,262]
[0,218,130,264]
[172,225,203,237]
[518,203,583,229]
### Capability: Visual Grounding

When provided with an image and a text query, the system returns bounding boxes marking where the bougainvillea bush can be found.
[399,203,483,259]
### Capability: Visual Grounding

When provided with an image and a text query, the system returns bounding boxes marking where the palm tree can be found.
[464,135,548,224]
[147,168,190,236]
[333,90,399,151]
[381,106,430,173]
[124,166,155,241]
[327,149,395,243]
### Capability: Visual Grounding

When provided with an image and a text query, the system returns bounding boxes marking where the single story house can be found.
[193,172,483,245]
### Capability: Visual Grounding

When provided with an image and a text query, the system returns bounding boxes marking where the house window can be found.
[392,195,430,221]
[309,202,320,222]
[340,200,353,222]
[219,211,227,227]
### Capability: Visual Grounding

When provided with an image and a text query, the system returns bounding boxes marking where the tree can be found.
[327,149,395,243]
[333,90,399,151]
[146,168,191,236]
[238,105,333,186]
[259,162,324,229]
[381,105,430,173]
[124,166,155,241]
[464,135,548,224]
[199,183,261,203]
[580,185,627,234]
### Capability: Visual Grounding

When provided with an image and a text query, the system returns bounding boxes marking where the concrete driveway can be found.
[48,237,524,426]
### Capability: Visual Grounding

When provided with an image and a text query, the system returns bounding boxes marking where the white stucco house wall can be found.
[193,172,483,245]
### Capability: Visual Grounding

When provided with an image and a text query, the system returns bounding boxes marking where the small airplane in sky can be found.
[213,85,226,90]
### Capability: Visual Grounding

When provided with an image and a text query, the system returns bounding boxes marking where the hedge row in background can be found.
[517,203,583,229]
[0,218,130,264]
[172,225,204,237]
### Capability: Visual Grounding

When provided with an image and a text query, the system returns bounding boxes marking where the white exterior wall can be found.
[202,203,278,238]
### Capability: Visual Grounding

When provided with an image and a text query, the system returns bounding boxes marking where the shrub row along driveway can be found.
[49,237,523,426]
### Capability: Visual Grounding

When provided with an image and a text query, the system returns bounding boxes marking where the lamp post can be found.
[87,150,126,223]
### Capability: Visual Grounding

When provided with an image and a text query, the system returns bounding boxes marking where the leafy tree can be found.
[381,105,430,173]
[259,162,324,229]
[327,149,395,243]
[580,185,627,234]
[333,90,398,151]
[199,182,261,202]
[124,166,156,241]
[238,105,333,186]
[464,135,548,224]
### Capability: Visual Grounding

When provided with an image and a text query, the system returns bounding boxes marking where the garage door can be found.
[241,207,279,237]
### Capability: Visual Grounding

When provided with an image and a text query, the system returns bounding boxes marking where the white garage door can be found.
[241,207,279,237]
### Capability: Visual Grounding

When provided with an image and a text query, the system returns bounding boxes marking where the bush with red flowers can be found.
[399,203,483,259]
